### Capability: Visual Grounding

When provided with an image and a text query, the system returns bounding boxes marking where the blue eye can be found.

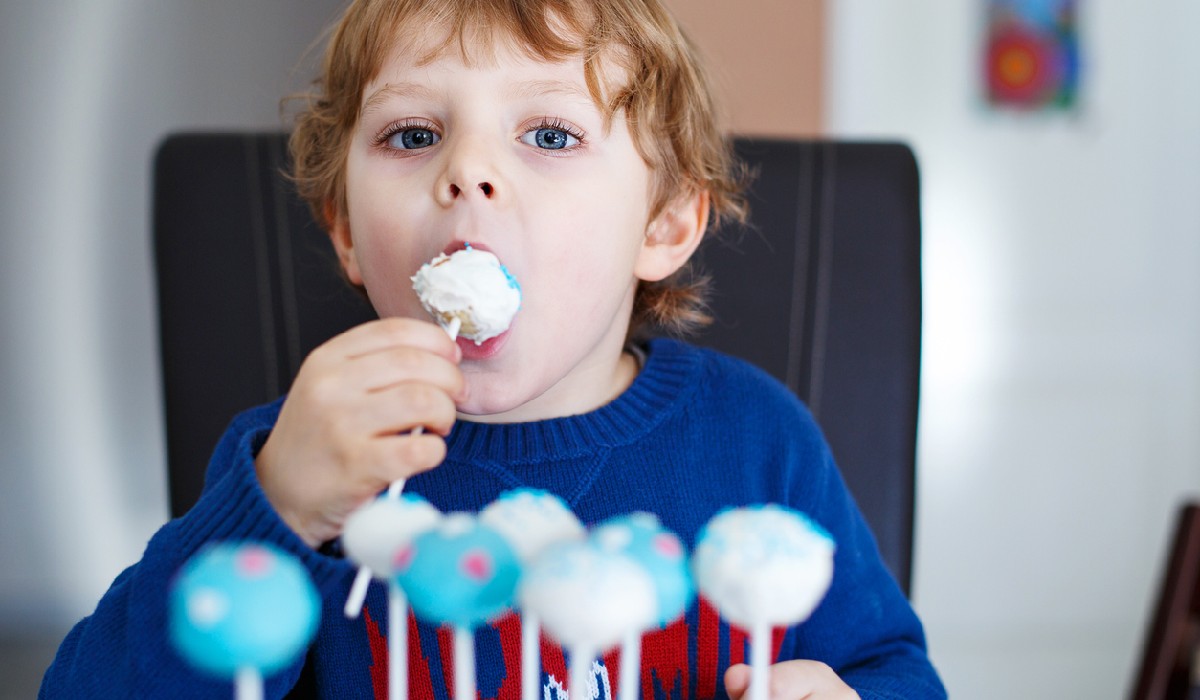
[388,128,440,150]
[521,127,578,150]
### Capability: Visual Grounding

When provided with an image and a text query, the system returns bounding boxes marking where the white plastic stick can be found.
[385,317,460,499]
[521,613,540,700]
[235,666,263,700]
[749,621,770,700]
[618,629,641,700]
[344,566,373,618]
[569,644,595,700]
[389,582,409,700]
[455,625,475,700]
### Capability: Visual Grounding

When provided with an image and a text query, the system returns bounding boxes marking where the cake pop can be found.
[342,493,442,700]
[411,244,521,344]
[480,489,585,700]
[169,542,319,700]
[692,505,836,700]
[393,513,522,700]
[592,513,693,700]
[519,540,655,700]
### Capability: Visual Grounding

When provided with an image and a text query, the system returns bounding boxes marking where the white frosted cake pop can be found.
[692,505,835,700]
[519,541,656,700]
[411,245,520,343]
[479,488,585,561]
[480,489,584,700]
[342,494,441,700]
[691,505,835,628]
[343,493,442,577]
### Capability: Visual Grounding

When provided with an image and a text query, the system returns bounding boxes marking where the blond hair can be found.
[290,0,747,336]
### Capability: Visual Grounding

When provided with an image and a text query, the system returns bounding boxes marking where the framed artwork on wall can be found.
[984,0,1080,110]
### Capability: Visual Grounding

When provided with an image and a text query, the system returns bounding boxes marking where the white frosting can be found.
[518,542,656,652]
[342,497,442,575]
[411,248,521,343]
[691,506,835,628]
[479,489,585,562]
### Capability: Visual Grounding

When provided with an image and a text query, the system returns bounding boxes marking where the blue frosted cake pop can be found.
[392,512,522,628]
[169,542,319,678]
[592,512,693,628]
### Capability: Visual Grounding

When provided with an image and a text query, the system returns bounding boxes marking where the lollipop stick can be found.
[344,565,373,618]
[749,621,770,700]
[521,613,540,700]
[454,625,475,700]
[568,644,595,700]
[389,582,409,700]
[235,666,263,700]
[385,317,460,498]
[618,629,641,700]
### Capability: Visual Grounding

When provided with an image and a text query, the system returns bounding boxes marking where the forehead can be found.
[362,7,629,108]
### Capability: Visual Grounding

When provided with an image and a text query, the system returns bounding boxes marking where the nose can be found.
[436,136,501,206]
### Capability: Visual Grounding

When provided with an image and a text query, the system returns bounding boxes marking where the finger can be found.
[345,345,466,401]
[327,317,461,363]
[352,381,460,437]
[724,664,751,700]
[367,431,449,485]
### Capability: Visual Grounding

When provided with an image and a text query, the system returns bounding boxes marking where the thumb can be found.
[724,663,752,700]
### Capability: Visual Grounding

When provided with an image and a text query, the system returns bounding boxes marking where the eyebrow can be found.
[361,82,440,118]
[510,79,596,105]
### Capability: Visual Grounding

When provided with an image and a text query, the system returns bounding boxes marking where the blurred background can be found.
[2,1,1198,698]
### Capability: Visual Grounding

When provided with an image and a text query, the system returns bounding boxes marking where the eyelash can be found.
[528,117,586,147]
[373,118,437,149]
[371,117,586,152]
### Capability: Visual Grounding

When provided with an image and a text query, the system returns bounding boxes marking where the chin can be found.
[455,378,530,421]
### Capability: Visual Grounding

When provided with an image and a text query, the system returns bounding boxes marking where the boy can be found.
[42,0,946,698]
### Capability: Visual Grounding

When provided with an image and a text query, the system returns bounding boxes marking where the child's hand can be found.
[724,661,861,700]
[254,318,465,548]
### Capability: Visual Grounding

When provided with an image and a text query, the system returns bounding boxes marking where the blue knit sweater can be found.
[41,338,945,699]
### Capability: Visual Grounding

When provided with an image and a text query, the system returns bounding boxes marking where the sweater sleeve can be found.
[780,405,946,700]
[39,401,355,699]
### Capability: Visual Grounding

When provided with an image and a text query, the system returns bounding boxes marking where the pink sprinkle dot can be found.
[653,534,682,559]
[460,549,493,581]
[236,546,274,578]
[393,545,415,573]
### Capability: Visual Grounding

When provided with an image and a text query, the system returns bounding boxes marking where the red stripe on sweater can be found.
[494,612,522,700]
[697,598,720,698]
[642,620,688,700]
[363,606,389,699]
[437,626,456,698]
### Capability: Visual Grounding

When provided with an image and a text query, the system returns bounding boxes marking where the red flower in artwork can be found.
[986,22,1063,106]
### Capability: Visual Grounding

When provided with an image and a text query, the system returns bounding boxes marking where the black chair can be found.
[153,133,922,595]
[1130,502,1200,700]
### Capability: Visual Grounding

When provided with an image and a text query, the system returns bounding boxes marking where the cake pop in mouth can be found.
[411,243,521,345]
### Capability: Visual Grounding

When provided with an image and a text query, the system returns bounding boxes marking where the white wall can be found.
[827,1,1200,698]
[0,0,343,633]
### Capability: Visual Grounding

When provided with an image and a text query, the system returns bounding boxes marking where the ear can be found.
[325,201,364,285]
[634,190,710,282]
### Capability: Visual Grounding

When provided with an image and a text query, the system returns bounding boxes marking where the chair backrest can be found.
[153,133,922,595]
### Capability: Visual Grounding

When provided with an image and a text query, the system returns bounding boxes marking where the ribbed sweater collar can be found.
[443,338,699,464]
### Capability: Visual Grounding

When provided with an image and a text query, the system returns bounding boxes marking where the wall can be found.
[0,0,344,635]
[826,1,1200,698]
[666,0,824,136]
